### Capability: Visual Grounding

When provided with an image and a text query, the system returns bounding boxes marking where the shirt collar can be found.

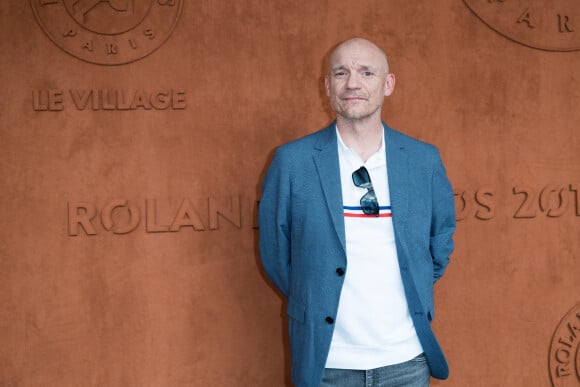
[336,124,386,168]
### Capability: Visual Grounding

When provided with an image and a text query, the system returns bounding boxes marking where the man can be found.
[259,38,455,387]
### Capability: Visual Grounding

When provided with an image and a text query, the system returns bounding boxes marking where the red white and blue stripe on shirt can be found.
[343,205,392,218]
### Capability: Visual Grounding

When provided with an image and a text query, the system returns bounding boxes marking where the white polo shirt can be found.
[325,127,423,370]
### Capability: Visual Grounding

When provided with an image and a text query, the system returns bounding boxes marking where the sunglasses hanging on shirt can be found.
[352,166,380,216]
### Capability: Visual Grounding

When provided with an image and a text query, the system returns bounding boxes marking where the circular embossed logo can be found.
[31,0,182,65]
[464,0,580,52]
[549,303,580,386]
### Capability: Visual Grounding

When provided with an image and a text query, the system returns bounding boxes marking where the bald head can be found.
[324,37,395,123]
[328,38,389,75]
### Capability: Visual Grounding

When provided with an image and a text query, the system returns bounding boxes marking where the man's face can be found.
[325,40,394,122]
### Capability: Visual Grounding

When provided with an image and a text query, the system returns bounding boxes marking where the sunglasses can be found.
[352,166,379,216]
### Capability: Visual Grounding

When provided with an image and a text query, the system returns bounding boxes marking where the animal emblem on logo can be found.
[31,0,182,65]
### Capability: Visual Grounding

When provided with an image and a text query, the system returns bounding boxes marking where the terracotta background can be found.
[1,1,579,386]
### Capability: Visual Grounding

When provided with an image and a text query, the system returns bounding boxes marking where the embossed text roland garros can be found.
[67,196,259,236]
[549,303,580,387]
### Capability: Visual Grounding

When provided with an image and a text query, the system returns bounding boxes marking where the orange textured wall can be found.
[0,1,579,386]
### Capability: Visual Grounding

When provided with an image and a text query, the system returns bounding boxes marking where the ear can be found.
[384,73,396,97]
[324,75,330,96]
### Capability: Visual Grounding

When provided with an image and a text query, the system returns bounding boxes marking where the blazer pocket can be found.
[287,298,306,323]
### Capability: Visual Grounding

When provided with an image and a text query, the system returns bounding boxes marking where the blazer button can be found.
[336,268,345,276]
[325,316,334,324]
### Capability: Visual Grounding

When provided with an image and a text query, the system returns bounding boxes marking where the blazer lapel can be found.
[310,123,408,256]
[313,124,346,254]
[385,124,409,235]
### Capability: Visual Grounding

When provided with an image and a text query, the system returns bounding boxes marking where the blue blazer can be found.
[259,122,456,387]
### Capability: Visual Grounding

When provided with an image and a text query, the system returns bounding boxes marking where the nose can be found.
[345,73,361,89]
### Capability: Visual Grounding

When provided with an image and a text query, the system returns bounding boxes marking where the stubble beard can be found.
[333,100,382,122]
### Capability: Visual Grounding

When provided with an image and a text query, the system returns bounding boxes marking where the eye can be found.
[362,71,374,77]
[334,71,346,77]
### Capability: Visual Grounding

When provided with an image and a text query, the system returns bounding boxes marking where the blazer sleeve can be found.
[258,149,291,297]
[430,149,456,283]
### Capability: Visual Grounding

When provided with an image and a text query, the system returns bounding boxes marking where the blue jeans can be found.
[320,353,430,387]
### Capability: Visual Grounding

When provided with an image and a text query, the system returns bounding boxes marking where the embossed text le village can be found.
[32,89,186,111]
